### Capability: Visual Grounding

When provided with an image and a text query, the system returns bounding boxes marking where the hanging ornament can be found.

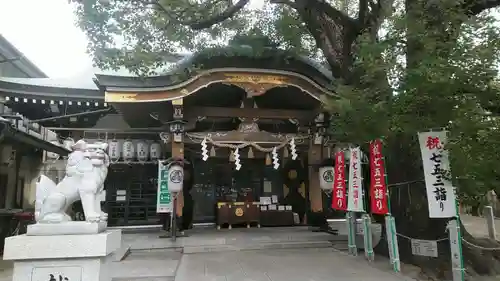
[210,146,216,157]
[265,153,272,165]
[272,147,279,170]
[137,140,149,162]
[290,138,298,160]
[248,147,254,158]
[201,137,208,161]
[150,142,162,160]
[229,150,235,162]
[122,139,134,162]
[108,139,120,162]
[283,147,289,158]
[234,148,241,170]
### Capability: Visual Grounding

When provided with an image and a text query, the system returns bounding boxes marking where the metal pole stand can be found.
[385,215,401,272]
[448,219,465,281]
[362,214,374,261]
[346,211,358,256]
[159,192,188,240]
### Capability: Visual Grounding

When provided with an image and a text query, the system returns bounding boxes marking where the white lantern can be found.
[63,138,75,151]
[150,142,161,160]
[318,166,335,192]
[167,164,184,193]
[137,141,149,162]
[108,139,121,162]
[46,140,61,159]
[122,139,135,161]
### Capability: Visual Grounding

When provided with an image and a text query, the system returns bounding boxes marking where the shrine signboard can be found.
[347,147,364,212]
[418,131,457,218]
[157,161,172,213]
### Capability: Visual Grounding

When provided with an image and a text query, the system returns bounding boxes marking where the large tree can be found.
[72,0,500,277]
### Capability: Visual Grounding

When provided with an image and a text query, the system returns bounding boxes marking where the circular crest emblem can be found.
[322,170,334,183]
[235,208,244,217]
[169,170,183,184]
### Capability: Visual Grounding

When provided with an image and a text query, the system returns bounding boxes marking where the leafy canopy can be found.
[72,0,500,199]
[71,0,321,74]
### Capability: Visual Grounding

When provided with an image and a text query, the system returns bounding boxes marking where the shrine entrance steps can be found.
[120,226,345,254]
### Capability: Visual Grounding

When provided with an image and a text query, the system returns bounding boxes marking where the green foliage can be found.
[72,0,500,200]
[329,2,500,198]
[70,0,317,74]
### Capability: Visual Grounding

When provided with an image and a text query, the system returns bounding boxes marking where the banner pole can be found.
[362,145,374,261]
[380,139,401,272]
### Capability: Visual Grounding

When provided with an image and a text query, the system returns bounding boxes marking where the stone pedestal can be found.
[2,230,121,281]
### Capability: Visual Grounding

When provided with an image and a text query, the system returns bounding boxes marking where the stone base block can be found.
[2,230,121,281]
[27,221,107,236]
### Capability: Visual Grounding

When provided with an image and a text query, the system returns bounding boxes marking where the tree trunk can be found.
[374,134,500,278]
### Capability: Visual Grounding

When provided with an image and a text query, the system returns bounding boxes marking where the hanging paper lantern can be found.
[122,139,135,161]
[63,138,75,151]
[108,139,120,162]
[319,166,335,191]
[137,141,149,162]
[150,142,161,160]
[46,140,61,159]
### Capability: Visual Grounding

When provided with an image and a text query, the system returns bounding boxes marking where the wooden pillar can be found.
[308,139,323,212]
[171,98,184,217]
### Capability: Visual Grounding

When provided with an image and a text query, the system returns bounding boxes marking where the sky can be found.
[0,0,93,78]
[0,0,267,78]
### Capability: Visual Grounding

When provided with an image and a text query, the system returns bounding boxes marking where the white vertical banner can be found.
[418,131,457,218]
[347,147,365,212]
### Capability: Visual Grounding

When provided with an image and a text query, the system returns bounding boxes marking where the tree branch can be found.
[269,0,298,9]
[464,0,500,16]
[316,0,359,28]
[152,0,249,30]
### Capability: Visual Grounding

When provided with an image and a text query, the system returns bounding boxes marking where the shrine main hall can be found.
[0,45,338,228]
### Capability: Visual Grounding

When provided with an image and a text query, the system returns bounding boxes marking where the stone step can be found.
[182,240,335,254]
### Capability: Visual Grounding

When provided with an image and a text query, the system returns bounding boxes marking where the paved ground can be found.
[121,226,338,251]
[0,226,417,281]
[174,248,413,281]
[0,260,12,281]
[461,214,500,239]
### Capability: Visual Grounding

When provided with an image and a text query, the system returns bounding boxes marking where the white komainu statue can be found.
[35,140,110,223]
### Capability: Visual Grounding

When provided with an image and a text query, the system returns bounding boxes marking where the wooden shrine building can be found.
[0,44,337,227]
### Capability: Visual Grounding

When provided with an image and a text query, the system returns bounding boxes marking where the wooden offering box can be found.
[216,202,260,229]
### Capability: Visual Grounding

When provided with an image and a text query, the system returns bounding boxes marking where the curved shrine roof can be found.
[0,46,335,102]
[96,46,334,91]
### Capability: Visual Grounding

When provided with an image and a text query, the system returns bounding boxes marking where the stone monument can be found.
[2,140,121,281]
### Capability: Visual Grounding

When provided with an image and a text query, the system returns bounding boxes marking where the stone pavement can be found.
[122,226,338,251]
[461,214,500,239]
[0,260,12,281]
[0,227,418,281]
[174,248,413,281]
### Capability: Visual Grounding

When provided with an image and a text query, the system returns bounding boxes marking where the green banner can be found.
[157,161,172,213]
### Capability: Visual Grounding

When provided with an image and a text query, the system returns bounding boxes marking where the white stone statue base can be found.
[2,230,121,281]
[27,221,107,236]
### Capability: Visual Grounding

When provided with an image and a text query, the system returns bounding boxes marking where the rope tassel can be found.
[265,153,272,165]
[248,147,254,158]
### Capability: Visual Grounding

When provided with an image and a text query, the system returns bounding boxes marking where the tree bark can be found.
[380,133,500,278]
